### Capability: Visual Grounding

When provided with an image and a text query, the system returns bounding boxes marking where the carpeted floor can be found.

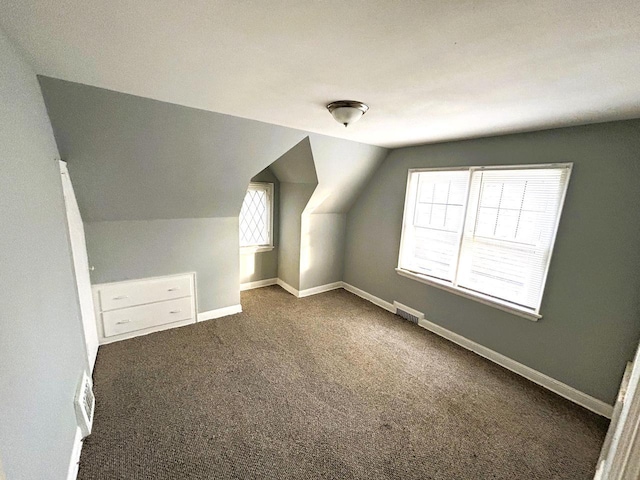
[78,286,608,479]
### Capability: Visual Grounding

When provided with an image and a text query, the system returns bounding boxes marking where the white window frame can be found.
[396,163,572,321]
[240,182,274,253]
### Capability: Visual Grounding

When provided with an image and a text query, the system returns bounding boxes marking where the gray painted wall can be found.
[38,77,387,221]
[269,138,318,185]
[40,77,305,312]
[39,78,386,311]
[277,183,316,289]
[85,217,240,312]
[344,119,640,404]
[307,136,389,214]
[300,214,346,290]
[38,77,307,221]
[240,167,280,284]
[0,29,87,479]
[269,138,318,290]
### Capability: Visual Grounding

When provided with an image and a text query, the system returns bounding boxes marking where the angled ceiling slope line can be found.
[264,135,389,215]
[40,76,388,223]
[307,135,388,214]
[268,137,318,186]
[38,76,308,221]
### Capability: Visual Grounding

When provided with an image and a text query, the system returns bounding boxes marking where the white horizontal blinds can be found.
[401,170,469,281]
[456,167,570,310]
[239,185,270,247]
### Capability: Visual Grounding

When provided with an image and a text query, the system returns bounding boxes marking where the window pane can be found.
[398,164,571,315]
[475,207,499,238]
[399,170,469,281]
[457,167,570,309]
[494,209,519,239]
[479,181,502,207]
[412,228,462,279]
[239,185,271,247]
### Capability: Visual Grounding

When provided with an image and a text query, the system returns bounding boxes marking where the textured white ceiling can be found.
[1,0,639,147]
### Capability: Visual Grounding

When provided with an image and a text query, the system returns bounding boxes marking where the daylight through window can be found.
[398,164,572,318]
[239,182,274,250]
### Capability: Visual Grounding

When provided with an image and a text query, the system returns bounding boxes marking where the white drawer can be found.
[98,275,193,311]
[102,296,194,338]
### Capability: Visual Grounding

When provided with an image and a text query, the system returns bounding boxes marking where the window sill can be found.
[240,245,275,254]
[395,268,542,321]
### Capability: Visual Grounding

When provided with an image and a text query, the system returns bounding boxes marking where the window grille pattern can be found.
[399,164,571,315]
[239,183,272,247]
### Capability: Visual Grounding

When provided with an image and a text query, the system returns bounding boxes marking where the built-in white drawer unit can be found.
[93,273,196,344]
[102,296,194,338]
[98,275,193,312]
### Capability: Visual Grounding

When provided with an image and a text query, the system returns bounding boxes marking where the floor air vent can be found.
[397,308,420,324]
[393,301,425,324]
[74,371,95,438]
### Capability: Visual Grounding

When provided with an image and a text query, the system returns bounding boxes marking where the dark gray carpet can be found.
[79,286,608,479]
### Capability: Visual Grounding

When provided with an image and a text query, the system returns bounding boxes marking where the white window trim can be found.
[240,245,275,254]
[395,268,542,321]
[239,182,274,252]
[396,162,573,321]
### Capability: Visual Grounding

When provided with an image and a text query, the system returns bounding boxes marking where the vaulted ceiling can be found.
[1,0,638,148]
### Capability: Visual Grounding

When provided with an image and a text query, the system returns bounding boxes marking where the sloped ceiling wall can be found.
[307,135,389,214]
[264,135,389,290]
[268,137,317,289]
[38,77,307,220]
[38,76,388,309]
[39,76,388,221]
[269,137,318,185]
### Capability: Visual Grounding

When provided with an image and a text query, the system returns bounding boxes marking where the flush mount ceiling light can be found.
[326,100,369,127]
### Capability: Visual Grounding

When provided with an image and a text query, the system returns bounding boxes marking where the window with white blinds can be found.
[398,170,470,282]
[398,164,572,318]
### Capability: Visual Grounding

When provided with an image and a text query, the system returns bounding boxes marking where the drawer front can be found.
[98,275,193,311]
[102,297,194,337]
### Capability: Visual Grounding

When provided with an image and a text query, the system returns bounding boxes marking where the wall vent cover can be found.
[393,301,425,324]
[74,371,95,438]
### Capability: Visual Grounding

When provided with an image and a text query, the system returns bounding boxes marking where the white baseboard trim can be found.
[197,304,242,322]
[275,279,346,298]
[276,278,300,297]
[341,282,395,313]
[66,427,83,480]
[342,282,613,418]
[240,278,278,291]
[416,317,613,418]
[298,281,343,298]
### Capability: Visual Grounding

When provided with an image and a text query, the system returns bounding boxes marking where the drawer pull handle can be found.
[113,295,129,300]
[116,319,131,324]
[170,309,182,314]
[167,287,180,292]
